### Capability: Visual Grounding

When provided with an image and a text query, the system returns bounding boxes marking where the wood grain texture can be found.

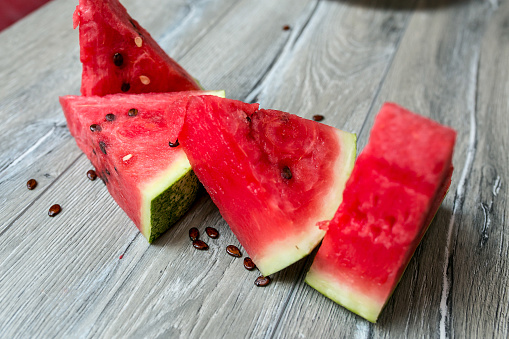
[0,0,508,338]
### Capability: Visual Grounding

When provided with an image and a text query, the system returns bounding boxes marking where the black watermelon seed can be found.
[189,227,199,241]
[281,166,292,180]
[313,115,324,122]
[246,116,251,122]
[168,139,180,147]
[87,170,97,181]
[27,179,37,190]
[113,53,123,67]
[114,167,118,173]
[205,227,219,239]
[121,83,130,92]
[105,113,116,122]
[129,19,137,29]
[99,141,107,155]
[90,124,102,132]
[283,25,291,31]
[226,245,242,258]
[92,149,96,155]
[105,169,110,175]
[193,240,209,250]
[48,204,61,217]
[128,108,138,117]
[243,257,256,271]
[254,275,271,287]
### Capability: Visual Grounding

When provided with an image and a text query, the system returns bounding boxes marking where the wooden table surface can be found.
[1,0,508,338]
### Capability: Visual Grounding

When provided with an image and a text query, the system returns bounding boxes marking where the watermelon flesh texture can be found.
[179,96,357,276]
[60,91,224,243]
[74,0,200,96]
[305,103,456,322]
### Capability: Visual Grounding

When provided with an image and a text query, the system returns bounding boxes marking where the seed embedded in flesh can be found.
[113,53,123,67]
[90,124,101,132]
[168,139,180,147]
[205,227,219,239]
[281,166,292,180]
[226,245,242,258]
[105,113,115,122]
[243,257,256,271]
[122,154,133,162]
[48,204,61,217]
[254,275,271,287]
[121,83,130,92]
[105,169,110,175]
[312,114,324,122]
[283,25,291,31]
[246,116,251,123]
[87,170,97,181]
[193,240,209,250]
[99,141,107,155]
[128,108,138,117]
[135,36,143,47]
[189,227,199,241]
[139,75,150,85]
[26,179,37,190]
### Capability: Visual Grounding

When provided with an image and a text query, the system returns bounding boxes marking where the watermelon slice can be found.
[178,96,357,276]
[73,0,200,96]
[305,103,456,322]
[60,91,224,243]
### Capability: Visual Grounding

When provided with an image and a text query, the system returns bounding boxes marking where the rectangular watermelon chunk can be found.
[60,91,224,243]
[178,96,357,276]
[74,0,201,96]
[305,103,456,322]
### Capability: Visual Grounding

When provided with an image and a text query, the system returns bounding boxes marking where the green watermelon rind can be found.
[143,151,199,243]
[139,91,225,242]
[255,130,357,277]
[304,170,453,323]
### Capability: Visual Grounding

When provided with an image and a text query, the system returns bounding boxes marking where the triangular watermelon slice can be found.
[178,96,357,276]
[73,0,200,96]
[60,91,224,243]
[305,103,456,322]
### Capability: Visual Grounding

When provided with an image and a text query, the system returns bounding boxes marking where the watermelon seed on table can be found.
[193,240,209,251]
[189,227,199,241]
[48,204,61,217]
[205,227,219,239]
[26,179,37,190]
[226,245,242,258]
[86,170,97,181]
[254,276,271,287]
[243,257,256,271]
[312,114,324,122]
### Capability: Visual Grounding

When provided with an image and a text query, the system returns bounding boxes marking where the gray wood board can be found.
[0,0,507,338]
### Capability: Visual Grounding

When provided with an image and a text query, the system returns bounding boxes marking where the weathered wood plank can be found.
[449,1,509,337]
[270,1,498,338]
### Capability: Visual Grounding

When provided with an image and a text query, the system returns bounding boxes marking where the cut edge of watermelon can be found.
[305,167,453,323]
[255,130,357,276]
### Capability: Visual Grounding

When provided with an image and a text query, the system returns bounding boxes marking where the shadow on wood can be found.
[324,0,470,10]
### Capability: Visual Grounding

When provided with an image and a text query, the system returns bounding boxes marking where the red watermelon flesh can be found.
[305,103,456,322]
[60,91,223,243]
[73,0,200,96]
[178,96,357,276]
